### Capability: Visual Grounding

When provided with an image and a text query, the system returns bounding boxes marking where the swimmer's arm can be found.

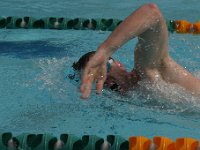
[80,3,165,98]
[162,57,200,96]
[186,76,200,96]
[173,71,200,96]
[172,71,200,96]
[96,3,162,56]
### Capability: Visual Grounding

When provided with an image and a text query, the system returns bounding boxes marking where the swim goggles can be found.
[106,57,114,73]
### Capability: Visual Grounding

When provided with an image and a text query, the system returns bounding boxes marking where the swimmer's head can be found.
[71,51,138,92]
[72,51,117,74]
[68,51,96,84]
[72,51,96,71]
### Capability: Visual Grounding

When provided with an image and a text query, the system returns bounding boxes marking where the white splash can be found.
[34,57,72,100]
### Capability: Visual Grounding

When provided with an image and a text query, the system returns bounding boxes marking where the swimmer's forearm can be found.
[97,3,162,56]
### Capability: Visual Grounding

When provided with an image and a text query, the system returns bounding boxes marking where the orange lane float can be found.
[129,136,151,150]
[173,138,199,150]
[193,21,200,34]
[174,20,193,34]
[153,136,174,150]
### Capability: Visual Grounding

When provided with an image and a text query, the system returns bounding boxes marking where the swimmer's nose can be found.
[115,61,125,70]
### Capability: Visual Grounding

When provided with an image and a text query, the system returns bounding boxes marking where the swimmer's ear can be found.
[67,73,75,79]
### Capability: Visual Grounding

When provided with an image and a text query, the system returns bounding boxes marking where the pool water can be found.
[0,0,200,140]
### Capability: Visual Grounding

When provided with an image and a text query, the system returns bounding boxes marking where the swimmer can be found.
[71,51,140,93]
[76,3,200,99]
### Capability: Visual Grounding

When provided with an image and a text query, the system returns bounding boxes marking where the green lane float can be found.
[167,20,175,33]
[107,135,128,150]
[0,17,6,28]
[0,132,200,150]
[0,16,123,31]
[82,135,104,150]
[0,16,200,34]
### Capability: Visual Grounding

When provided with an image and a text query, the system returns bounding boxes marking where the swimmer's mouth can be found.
[109,83,119,91]
[105,81,122,92]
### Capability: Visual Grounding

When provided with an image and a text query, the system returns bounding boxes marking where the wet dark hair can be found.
[72,51,95,71]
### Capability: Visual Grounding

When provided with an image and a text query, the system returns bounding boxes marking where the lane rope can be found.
[0,132,199,150]
[1,16,200,34]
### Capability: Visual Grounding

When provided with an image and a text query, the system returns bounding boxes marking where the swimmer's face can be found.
[105,58,126,91]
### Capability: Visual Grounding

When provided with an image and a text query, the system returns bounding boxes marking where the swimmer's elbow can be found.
[145,3,159,10]
[141,3,163,20]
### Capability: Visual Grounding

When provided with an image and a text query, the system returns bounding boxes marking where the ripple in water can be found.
[33,56,200,117]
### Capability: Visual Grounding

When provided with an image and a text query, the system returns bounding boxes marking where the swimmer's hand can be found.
[80,51,108,99]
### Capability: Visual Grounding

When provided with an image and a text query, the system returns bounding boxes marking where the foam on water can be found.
[33,55,200,116]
